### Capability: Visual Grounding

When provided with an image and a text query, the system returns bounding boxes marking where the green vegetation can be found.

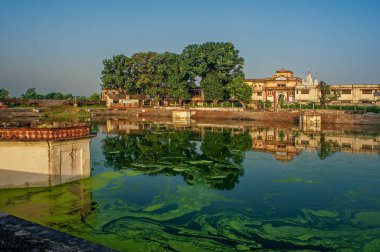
[282,102,380,113]
[21,88,74,100]
[318,81,341,106]
[0,88,9,99]
[19,88,101,102]
[101,42,252,106]
[88,92,100,101]
[41,106,90,121]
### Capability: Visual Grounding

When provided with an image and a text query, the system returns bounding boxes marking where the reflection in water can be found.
[102,130,252,190]
[0,118,379,251]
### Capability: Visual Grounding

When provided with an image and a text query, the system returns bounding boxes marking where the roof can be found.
[244,79,266,82]
[245,77,302,82]
[107,94,126,99]
[276,68,293,74]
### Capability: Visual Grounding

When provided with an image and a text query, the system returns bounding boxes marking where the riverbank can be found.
[89,107,380,125]
[0,212,113,251]
[2,106,380,125]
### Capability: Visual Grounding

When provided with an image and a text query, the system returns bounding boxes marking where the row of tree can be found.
[101,42,252,106]
[0,88,100,102]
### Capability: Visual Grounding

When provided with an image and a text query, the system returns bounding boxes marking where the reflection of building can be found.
[99,118,380,161]
[250,128,301,161]
[245,69,380,107]
[296,132,380,155]
[102,119,143,134]
[250,126,380,160]
[0,126,93,188]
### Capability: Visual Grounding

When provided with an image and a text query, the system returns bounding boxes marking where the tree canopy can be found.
[0,88,9,99]
[100,42,251,104]
[20,88,99,102]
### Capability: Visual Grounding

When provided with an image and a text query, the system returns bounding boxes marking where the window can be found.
[277,84,286,87]
[257,92,262,96]
[301,90,309,94]
[342,143,352,148]
[362,90,373,94]
[362,144,373,150]
[301,140,309,145]
[257,135,263,140]
[341,90,351,94]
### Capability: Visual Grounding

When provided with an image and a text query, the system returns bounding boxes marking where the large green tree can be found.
[21,88,40,99]
[129,52,166,98]
[100,42,248,105]
[226,74,252,107]
[200,72,226,104]
[181,42,246,104]
[0,88,9,99]
[101,54,132,91]
[89,92,100,101]
[160,52,195,103]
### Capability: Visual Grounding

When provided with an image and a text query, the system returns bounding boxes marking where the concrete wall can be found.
[0,138,91,188]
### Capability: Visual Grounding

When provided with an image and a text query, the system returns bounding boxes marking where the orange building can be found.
[245,69,302,108]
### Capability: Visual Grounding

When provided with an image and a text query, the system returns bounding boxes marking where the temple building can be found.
[245,69,301,108]
[245,69,380,107]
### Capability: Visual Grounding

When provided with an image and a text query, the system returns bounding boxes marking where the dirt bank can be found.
[89,108,380,125]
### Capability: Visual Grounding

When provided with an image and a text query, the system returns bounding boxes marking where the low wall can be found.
[0,213,113,251]
[0,108,40,119]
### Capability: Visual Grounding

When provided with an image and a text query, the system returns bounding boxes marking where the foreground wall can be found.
[0,138,91,188]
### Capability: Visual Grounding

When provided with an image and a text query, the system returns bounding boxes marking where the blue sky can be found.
[1,0,379,96]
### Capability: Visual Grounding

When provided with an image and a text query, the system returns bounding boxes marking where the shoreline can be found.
[89,107,380,125]
[1,107,380,125]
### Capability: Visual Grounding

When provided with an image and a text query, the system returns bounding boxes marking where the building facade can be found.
[245,69,380,107]
[245,69,301,108]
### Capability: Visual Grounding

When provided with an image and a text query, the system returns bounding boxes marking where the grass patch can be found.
[42,106,90,122]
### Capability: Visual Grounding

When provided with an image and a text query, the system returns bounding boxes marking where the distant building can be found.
[244,69,380,107]
[101,89,144,108]
[101,87,204,108]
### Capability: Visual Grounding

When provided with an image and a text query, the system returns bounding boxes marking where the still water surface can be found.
[0,120,380,251]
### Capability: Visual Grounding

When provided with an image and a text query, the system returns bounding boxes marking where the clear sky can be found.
[1,0,379,96]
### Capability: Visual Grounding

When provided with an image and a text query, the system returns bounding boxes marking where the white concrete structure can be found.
[0,138,91,188]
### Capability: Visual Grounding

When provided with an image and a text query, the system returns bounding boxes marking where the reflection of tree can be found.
[318,133,341,160]
[278,131,285,142]
[201,131,252,165]
[102,130,252,190]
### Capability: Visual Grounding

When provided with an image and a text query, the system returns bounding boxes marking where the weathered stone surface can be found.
[0,212,114,252]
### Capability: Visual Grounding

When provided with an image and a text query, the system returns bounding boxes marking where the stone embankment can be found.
[89,107,380,125]
[0,212,113,251]
[0,108,40,120]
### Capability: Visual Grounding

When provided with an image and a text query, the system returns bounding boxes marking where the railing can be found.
[0,126,91,141]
